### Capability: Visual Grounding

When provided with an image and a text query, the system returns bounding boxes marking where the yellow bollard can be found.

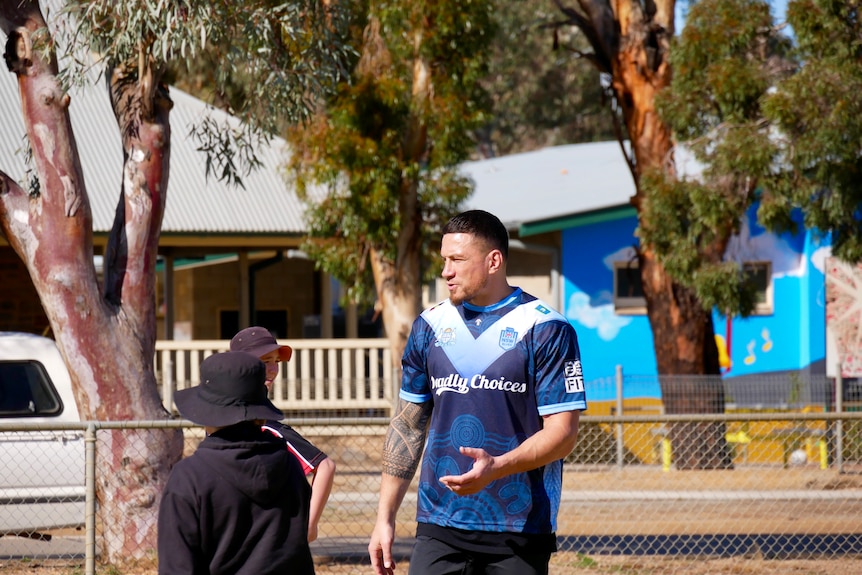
[661,437,672,472]
[819,438,828,470]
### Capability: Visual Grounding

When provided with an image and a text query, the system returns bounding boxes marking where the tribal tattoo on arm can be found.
[382,398,433,480]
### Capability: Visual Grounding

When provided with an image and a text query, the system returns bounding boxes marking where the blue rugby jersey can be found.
[400,288,587,535]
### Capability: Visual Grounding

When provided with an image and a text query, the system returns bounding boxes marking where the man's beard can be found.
[448,278,486,306]
[448,285,470,306]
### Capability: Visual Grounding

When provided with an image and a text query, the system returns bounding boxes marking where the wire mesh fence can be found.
[1,373,861,574]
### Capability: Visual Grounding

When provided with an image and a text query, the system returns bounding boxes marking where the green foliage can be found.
[567,553,598,568]
[187,117,264,189]
[478,2,615,155]
[643,0,793,317]
[761,0,862,262]
[647,0,862,321]
[288,0,494,306]
[59,0,352,182]
[638,170,759,316]
[659,0,782,136]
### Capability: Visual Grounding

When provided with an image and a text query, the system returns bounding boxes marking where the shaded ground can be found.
[2,465,860,574]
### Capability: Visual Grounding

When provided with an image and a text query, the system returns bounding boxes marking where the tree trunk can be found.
[640,251,731,469]
[556,0,731,468]
[370,246,422,380]
[0,1,183,562]
[363,12,427,381]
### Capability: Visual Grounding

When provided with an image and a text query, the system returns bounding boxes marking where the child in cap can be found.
[158,351,314,575]
[230,326,335,543]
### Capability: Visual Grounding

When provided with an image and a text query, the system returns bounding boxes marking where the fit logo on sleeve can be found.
[564,360,584,393]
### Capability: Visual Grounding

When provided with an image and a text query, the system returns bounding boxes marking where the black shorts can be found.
[408,535,551,575]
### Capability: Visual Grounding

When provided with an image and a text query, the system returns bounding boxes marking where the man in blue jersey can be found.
[368,210,587,575]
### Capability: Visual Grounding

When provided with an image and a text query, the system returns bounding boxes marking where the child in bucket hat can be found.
[172,350,283,427]
[157,351,314,575]
[230,326,335,544]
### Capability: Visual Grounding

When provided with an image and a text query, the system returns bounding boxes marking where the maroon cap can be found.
[230,326,293,362]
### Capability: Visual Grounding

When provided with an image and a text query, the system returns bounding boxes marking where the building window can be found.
[743,261,773,315]
[613,260,646,315]
[611,260,774,316]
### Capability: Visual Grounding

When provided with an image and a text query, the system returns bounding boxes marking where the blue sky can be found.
[677,0,789,28]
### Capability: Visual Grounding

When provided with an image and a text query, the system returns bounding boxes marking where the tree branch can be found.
[103,64,172,339]
[0,0,94,262]
[547,0,618,74]
[0,170,32,252]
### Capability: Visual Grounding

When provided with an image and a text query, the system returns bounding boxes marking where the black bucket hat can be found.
[174,351,283,427]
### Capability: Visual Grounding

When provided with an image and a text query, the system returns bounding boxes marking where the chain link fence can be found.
[1,374,861,574]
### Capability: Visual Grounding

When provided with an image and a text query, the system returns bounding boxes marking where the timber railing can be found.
[154,338,396,417]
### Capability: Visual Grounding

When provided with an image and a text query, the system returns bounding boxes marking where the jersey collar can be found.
[462,287,521,313]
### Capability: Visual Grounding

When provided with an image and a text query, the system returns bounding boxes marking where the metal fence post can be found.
[615,365,624,469]
[163,354,174,414]
[85,422,97,575]
[835,364,844,473]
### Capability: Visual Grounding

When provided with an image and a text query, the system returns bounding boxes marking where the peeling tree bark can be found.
[0,1,183,561]
[360,15,425,375]
[554,0,731,468]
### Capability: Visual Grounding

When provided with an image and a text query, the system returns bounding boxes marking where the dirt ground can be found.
[2,465,860,574]
[2,554,861,575]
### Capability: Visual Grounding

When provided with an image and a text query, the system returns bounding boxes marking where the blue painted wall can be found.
[560,207,829,401]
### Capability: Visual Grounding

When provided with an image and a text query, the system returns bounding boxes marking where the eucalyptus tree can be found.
[646,0,794,318]
[642,0,794,467]
[547,0,785,468]
[548,0,688,376]
[287,0,495,367]
[0,0,349,562]
[548,0,726,468]
[643,0,862,465]
[479,1,615,156]
[760,0,862,263]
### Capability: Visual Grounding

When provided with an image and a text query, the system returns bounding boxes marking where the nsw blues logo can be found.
[435,327,457,347]
[498,327,518,350]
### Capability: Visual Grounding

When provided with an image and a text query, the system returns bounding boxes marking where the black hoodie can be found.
[158,422,314,575]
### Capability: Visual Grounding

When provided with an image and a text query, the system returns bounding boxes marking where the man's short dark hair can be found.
[443,210,509,259]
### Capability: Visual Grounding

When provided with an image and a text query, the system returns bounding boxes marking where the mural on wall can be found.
[826,259,862,377]
[714,210,803,377]
[561,216,657,401]
[717,215,830,380]
[561,205,829,402]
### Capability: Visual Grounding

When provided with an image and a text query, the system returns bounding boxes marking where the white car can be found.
[0,332,84,536]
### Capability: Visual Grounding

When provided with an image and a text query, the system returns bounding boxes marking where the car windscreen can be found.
[0,361,63,417]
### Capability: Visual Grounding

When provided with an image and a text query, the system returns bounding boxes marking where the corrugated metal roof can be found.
[459,141,637,231]
[2,63,680,242]
[0,69,308,236]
